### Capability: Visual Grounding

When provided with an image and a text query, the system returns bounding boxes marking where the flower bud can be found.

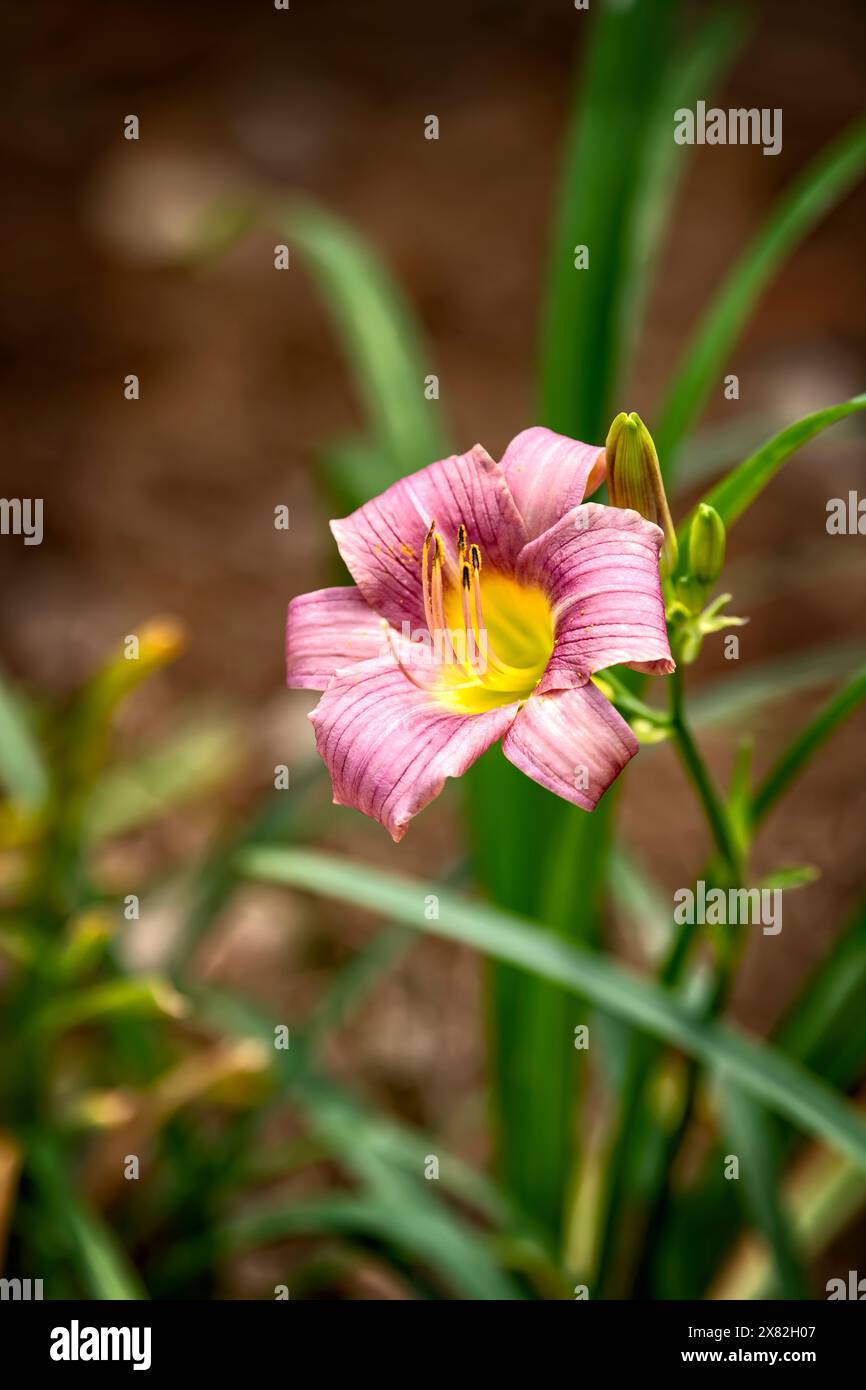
[605,412,678,575]
[688,503,726,587]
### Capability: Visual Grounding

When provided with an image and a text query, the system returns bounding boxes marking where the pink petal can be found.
[517,503,674,692]
[330,445,528,631]
[502,683,637,811]
[309,657,521,841]
[500,427,605,541]
[286,587,389,691]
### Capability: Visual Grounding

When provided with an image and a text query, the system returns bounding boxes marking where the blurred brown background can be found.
[1,0,865,1155]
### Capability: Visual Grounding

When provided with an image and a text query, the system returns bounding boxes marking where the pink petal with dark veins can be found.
[330,445,528,632]
[516,503,674,692]
[501,427,605,541]
[286,587,390,690]
[502,683,638,810]
[309,656,522,841]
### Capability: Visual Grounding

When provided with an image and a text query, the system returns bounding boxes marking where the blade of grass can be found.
[242,847,866,1172]
[716,1079,807,1298]
[655,117,866,472]
[82,714,240,842]
[193,986,511,1226]
[32,977,188,1037]
[538,0,676,438]
[0,673,49,810]
[304,924,414,1054]
[191,987,523,1298]
[32,620,184,922]
[274,199,447,502]
[224,1191,517,1301]
[477,781,613,1249]
[25,1134,146,1299]
[493,0,711,1250]
[676,394,866,565]
[670,412,783,490]
[170,763,324,969]
[777,896,866,1084]
[633,891,866,1297]
[689,642,866,729]
[715,1141,866,1300]
[751,664,866,826]
[619,9,746,390]
[607,842,673,964]
[304,859,471,1054]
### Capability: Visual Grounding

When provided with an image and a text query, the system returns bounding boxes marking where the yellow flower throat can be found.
[417,521,554,713]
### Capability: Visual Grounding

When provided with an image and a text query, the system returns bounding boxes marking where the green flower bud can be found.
[688,503,726,587]
[605,412,678,576]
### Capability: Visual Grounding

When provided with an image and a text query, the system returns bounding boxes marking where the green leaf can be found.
[33,977,188,1037]
[242,847,866,1174]
[689,642,866,729]
[752,664,866,826]
[224,1192,517,1301]
[0,673,49,810]
[716,1080,807,1299]
[677,394,866,562]
[671,413,784,491]
[192,987,521,1299]
[507,0,741,1245]
[607,842,672,963]
[466,760,617,1249]
[82,715,240,841]
[62,621,185,795]
[721,1146,866,1300]
[25,1134,146,1299]
[304,924,413,1053]
[537,0,677,439]
[275,199,447,503]
[655,118,866,472]
[758,865,819,892]
[654,890,866,1298]
[194,986,508,1223]
[777,894,866,1087]
[619,9,746,392]
[172,763,324,968]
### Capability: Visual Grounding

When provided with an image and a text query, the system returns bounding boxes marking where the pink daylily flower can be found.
[286,428,674,841]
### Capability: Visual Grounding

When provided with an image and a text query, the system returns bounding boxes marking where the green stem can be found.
[594,667,743,1296]
[626,677,752,1294]
[630,926,744,1296]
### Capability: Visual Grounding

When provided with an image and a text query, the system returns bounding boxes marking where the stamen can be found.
[415,522,548,698]
[421,519,437,636]
[460,559,483,671]
[431,533,457,663]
